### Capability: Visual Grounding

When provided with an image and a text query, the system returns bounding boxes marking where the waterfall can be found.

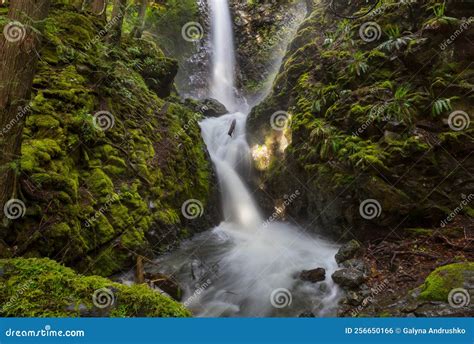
[141,0,341,317]
[208,0,238,112]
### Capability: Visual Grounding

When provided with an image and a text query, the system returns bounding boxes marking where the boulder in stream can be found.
[300,268,326,283]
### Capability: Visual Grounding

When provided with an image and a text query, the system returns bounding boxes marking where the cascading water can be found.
[142,0,341,317]
[208,0,238,112]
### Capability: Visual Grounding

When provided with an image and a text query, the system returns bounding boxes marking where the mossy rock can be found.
[3,3,220,276]
[0,258,190,317]
[419,263,474,302]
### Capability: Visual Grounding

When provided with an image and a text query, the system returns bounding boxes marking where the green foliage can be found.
[347,51,369,77]
[147,0,199,55]
[431,98,453,116]
[0,258,190,317]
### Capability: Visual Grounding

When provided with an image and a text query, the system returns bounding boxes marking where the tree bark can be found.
[131,0,147,39]
[107,0,127,45]
[0,0,51,226]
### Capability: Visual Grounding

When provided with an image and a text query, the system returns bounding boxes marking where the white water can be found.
[141,0,341,317]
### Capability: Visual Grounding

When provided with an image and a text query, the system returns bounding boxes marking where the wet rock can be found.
[345,290,365,306]
[197,98,228,117]
[331,268,366,289]
[341,259,368,274]
[335,240,363,264]
[65,303,94,317]
[298,311,315,318]
[414,302,474,317]
[145,272,183,301]
[300,268,326,283]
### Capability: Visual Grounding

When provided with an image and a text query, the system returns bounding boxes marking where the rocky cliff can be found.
[248,0,474,239]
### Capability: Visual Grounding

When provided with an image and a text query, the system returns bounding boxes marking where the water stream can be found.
[145,0,341,317]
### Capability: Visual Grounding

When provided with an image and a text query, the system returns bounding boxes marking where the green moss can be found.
[5,3,217,277]
[419,263,474,301]
[86,169,114,198]
[404,228,434,237]
[0,258,190,317]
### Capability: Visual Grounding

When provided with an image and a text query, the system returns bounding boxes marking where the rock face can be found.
[335,240,363,264]
[228,0,307,99]
[300,267,326,283]
[247,0,474,240]
[0,4,220,276]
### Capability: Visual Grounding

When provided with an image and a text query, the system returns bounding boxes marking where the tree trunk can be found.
[0,0,50,226]
[108,0,127,45]
[131,0,147,39]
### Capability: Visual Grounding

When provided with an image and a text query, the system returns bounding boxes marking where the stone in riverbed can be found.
[335,240,363,264]
[331,268,366,289]
[298,311,315,317]
[300,268,326,283]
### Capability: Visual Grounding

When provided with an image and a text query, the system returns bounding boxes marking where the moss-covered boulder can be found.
[0,3,220,276]
[0,258,190,317]
[419,262,474,302]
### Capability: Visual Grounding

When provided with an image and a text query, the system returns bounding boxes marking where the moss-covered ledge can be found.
[0,258,190,317]
[419,262,474,302]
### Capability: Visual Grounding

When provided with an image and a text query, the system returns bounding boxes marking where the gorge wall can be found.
[248,0,474,240]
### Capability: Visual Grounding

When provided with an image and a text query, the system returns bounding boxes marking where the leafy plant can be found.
[423,2,458,29]
[383,85,423,123]
[347,51,369,77]
[431,98,453,116]
[378,25,413,52]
